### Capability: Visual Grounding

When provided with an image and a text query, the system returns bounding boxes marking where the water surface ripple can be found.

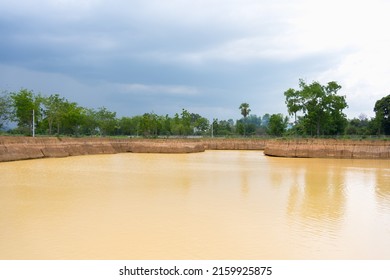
[1,151,389,259]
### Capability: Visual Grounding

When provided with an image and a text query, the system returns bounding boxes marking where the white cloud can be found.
[317,44,390,117]
[277,0,390,117]
[173,35,320,64]
[133,0,390,65]
[304,0,390,117]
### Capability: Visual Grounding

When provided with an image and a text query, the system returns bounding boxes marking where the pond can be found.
[1,151,389,259]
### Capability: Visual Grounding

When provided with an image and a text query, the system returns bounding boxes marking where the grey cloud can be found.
[2,0,385,120]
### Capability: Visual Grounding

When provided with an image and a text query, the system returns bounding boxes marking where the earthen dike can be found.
[0,136,389,162]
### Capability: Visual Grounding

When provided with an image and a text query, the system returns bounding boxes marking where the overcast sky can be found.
[1,0,389,120]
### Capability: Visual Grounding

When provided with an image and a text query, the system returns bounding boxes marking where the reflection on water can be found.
[376,169,390,202]
[0,151,390,260]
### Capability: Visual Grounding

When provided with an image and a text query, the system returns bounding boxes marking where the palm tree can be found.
[239,103,251,136]
[239,103,251,118]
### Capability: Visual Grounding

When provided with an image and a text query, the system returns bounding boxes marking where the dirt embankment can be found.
[264,139,390,159]
[0,136,267,162]
[1,136,389,162]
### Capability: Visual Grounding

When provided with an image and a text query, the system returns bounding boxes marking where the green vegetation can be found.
[0,89,214,137]
[284,80,390,137]
[0,91,12,130]
[284,80,348,136]
[238,102,251,136]
[1,81,390,138]
[268,114,288,137]
[374,94,390,135]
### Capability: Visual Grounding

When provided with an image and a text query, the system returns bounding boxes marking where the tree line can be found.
[1,80,390,137]
[0,88,278,137]
[284,79,390,137]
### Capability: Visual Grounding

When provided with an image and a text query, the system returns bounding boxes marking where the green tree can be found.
[0,91,12,130]
[171,113,182,135]
[119,116,142,136]
[79,108,98,135]
[374,94,390,135]
[42,94,68,134]
[60,101,85,135]
[268,114,288,136]
[180,109,192,135]
[346,114,372,135]
[95,107,118,136]
[239,103,251,118]
[192,115,209,135]
[139,112,162,137]
[169,109,202,136]
[284,88,303,124]
[159,114,172,136]
[211,118,220,136]
[211,119,234,136]
[239,103,251,136]
[10,89,43,135]
[284,80,348,136]
[218,120,233,135]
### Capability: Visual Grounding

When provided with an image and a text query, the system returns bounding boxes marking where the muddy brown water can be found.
[1,151,389,259]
